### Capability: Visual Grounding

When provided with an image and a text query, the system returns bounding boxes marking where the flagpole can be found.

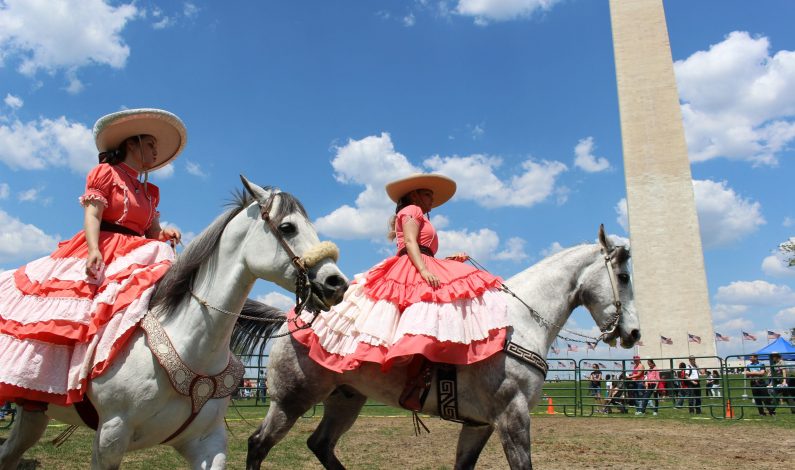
[686,334,691,356]
[740,332,745,357]
[659,340,662,358]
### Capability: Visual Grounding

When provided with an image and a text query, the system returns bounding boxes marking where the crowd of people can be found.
[585,354,794,416]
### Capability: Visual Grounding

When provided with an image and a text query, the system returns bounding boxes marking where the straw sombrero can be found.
[93,108,187,172]
[385,173,456,208]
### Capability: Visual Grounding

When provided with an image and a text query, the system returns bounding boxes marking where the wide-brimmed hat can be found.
[94,108,187,172]
[385,173,456,208]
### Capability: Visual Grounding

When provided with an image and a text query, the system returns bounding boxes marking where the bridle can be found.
[597,244,624,343]
[189,191,340,333]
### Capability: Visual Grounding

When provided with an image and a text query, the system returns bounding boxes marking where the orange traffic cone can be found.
[725,399,733,418]
[546,396,555,415]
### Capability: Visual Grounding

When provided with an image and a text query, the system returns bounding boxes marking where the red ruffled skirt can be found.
[0,231,174,405]
[290,254,510,373]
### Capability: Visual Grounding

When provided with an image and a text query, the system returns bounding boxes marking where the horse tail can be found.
[230,298,287,357]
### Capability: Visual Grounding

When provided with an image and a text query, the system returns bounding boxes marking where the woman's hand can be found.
[419,269,440,289]
[445,252,469,262]
[86,248,103,279]
[159,227,182,247]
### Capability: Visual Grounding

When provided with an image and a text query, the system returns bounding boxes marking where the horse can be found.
[0,177,348,470]
[234,225,640,470]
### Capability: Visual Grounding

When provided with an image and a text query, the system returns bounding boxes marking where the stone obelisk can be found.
[609,0,716,359]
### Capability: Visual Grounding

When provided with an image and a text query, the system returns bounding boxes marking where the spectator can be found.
[603,373,628,414]
[686,356,702,414]
[588,364,603,406]
[0,401,11,420]
[675,362,688,408]
[768,352,794,414]
[627,355,645,411]
[710,370,722,398]
[639,359,661,416]
[605,374,613,400]
[744,354,774,416]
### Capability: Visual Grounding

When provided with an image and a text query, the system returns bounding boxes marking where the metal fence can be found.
[230,353,794,420]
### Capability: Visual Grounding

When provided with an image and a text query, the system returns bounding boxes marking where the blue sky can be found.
[1,0,794,361]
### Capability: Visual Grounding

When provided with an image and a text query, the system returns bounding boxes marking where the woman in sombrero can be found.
[291,173,510,410]
[0,108,185,409]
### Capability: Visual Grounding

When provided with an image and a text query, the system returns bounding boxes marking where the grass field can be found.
[2,395,793,469]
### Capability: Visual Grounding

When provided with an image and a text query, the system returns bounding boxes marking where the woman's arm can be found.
[145,215,181,247]
[84,201,104,279]
[402,217,439,288]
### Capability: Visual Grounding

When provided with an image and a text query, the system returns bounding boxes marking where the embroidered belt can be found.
[140,313,245,443]
[100,221,143,237]
[397,245,434,257]
[504,340,549,377]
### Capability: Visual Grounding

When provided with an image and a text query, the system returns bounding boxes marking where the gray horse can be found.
[234,226,640,469]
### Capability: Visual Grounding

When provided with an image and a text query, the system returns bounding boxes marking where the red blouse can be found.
[394,205,438,255]
[79,163,160,235]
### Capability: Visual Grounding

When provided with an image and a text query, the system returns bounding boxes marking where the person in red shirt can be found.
[639,359,661,415]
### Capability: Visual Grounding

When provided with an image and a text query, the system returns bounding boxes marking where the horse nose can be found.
[630,329,641,342]
[325,274,346,290]
[320,275,348,305]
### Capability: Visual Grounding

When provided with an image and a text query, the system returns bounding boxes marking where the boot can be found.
[399,356,432,412]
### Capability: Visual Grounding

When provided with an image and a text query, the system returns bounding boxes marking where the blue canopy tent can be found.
[752,337,795,361]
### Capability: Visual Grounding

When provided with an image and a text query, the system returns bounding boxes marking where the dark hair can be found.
[387,193,417,241]
[98,134,151,165]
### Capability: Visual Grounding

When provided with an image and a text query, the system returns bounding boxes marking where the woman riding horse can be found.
[0,108,185,410]
[291,173,510,410]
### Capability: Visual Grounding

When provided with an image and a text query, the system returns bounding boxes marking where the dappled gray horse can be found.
[234,225,639,469]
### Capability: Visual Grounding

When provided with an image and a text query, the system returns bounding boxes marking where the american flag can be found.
[598,362,607,368]
[742,331,757,341]
[586,341,598,350]
[551,346,560,354]
[660,335,673,345]
[715,332,730,342]
[767,330,781,340]
[567,343,578,352]
[613,361,623,367]
[557,361,567,368]
[688,333,702,344]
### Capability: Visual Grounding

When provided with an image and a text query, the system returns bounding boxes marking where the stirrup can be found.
[399,358,433,412]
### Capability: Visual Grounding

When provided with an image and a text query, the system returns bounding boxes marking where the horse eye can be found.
[618,273,630,284]
[278,222,297,236]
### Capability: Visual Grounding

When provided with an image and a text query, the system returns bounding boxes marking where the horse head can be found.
[240,175,348,311]
[579,224,640,348]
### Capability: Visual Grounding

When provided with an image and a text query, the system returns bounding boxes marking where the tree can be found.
[780,237,795,267]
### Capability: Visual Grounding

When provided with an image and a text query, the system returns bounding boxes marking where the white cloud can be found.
[540,241,564,257]
[18,188,40,202]
[253,291,294,311]
[573,136,610,173]
[437,228,526,262]
[424,154,567,208]
[0,0,137,86]
[152,163,175,179]
[693,179,764,248]
[675,31,795,166]
[183,3,199,19]
[714,280,795,307]
[454,0,561,24]
[470,123,485,140]
[0,209,60,264]
[762,253,795,278]
[783,216,794,227]
[0,114,95,173]
[615,198,628,233]
[0,183,9,199]
[403,13,416,27]
[429,214,449,229]
[4,94,23,109]
[711,303,749,322]
[774,307,795,329]
[185,160,207,178]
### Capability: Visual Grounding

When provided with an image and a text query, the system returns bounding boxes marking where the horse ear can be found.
[598,224,611,251]
[240,175,273,205]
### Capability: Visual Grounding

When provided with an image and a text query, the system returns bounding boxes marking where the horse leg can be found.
[174,422,227,470]
[246,397,320,470]
[0,409,49,470]
[307,386,366,470]
[453,424,494,470]
[495,398,533,470]
[91,415,132,470]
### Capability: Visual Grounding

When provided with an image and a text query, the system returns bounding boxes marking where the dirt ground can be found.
[296,415,795,470]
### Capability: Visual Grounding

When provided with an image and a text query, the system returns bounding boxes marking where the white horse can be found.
[0,177,348,470]
[234,225,640,470]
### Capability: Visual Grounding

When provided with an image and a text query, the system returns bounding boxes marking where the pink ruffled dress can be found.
[0,163,174,405]
[290,204,510,372]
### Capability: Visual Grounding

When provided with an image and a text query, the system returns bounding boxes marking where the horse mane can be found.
[230,298,287,356]
[149,185,309,316]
